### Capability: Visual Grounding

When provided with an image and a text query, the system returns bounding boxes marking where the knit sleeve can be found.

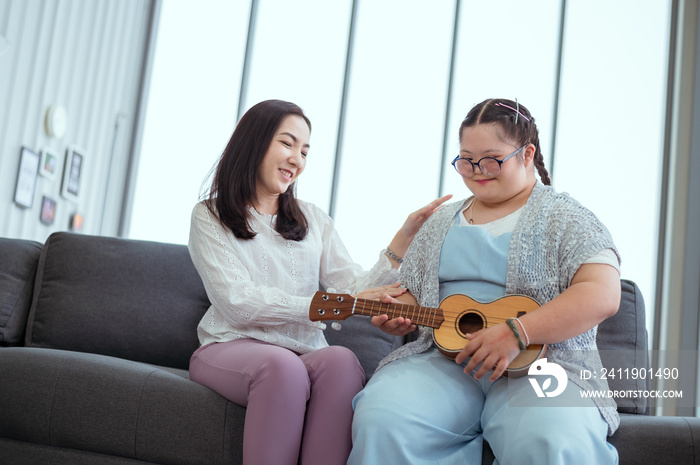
[554,199,620,286]
[507,184,620,303]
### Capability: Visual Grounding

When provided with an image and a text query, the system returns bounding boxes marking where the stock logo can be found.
[528,358,568,398]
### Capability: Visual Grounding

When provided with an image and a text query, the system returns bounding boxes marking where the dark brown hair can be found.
[459,98,551,185]
[205,100,312,240]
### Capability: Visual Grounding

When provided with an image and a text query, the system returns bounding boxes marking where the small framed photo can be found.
[13,146,41,209]
[40,196,57,225]
[39,148,59,179]
[70,213,84,232]
[61,146,85,201]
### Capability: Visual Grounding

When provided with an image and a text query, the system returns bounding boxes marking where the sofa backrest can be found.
[24,232,210,369]
[597,279,650,414]
[0,238,43,346]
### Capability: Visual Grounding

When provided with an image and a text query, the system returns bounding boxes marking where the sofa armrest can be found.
[609,413,700,465]
[597,280,650,414]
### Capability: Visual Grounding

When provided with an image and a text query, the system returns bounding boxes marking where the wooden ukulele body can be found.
[432,294,546,377]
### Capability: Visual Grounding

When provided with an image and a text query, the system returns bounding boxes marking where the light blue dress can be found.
[349,216,618,465]
[438,217,511,302]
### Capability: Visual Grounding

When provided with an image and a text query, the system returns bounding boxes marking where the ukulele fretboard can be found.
[350,298,445,329]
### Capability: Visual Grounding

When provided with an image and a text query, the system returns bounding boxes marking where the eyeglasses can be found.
[451,144,527,177]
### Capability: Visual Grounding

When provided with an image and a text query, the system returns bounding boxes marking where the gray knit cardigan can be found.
[378,182,621,434]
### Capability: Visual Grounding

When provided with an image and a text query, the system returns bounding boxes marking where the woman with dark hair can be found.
[187,100,449,465]
[349,98,621,464]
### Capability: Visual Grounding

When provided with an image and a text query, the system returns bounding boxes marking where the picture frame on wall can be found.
[61,146,85,201]
[39,148,59,179]
[13,146,41,208]
[70,213,84,232]
[40,196,57,225]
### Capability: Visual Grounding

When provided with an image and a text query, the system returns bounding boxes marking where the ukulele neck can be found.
[352,297,444,329]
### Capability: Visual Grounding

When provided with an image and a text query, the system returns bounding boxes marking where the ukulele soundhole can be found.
[457,310,485,336]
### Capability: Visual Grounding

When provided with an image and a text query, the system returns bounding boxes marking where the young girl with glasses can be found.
[349,98,621,465]
[187,99,449,465]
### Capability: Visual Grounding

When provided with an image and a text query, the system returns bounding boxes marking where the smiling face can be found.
[254,114,310,213]
[459,123,536,206]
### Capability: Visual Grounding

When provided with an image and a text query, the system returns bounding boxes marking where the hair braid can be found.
[533,141,551,186]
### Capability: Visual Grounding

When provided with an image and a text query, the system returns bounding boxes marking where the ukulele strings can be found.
[354,299,519,325]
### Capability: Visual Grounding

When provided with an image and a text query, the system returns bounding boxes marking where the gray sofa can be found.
[1,232,698,465]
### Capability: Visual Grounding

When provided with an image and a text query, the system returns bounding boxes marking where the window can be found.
[129,0,249,245]
[242,0,353,210]
[553,0,671,343]
[332,0,454,267]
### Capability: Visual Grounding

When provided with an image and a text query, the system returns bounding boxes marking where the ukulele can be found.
[309,292,546,377]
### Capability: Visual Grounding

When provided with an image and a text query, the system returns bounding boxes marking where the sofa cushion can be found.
[596,279,649,414]
[0,238,42,346]
[0,347,244,465]
[25,232,210,369]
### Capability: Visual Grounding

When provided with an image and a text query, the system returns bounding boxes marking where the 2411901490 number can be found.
[580,367,679,380]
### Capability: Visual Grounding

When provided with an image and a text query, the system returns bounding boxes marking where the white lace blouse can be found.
[188,200,398,354]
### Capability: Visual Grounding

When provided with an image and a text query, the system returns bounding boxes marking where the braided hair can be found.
[458,98,551,186]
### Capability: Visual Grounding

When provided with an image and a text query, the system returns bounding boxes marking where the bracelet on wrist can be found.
[513,317,530,347]
[506,318,527,351]
[384,247,404,263]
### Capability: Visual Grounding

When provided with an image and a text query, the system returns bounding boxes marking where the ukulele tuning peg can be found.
[318,323,327,330]
[331,321,342,331]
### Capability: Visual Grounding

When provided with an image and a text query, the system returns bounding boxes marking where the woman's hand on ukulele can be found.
[370,314,417,336]
[354,284,415,336]
[455,324,520,382]
[364,290,418,336]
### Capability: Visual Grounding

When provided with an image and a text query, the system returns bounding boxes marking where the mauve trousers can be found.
[189,339,365,465]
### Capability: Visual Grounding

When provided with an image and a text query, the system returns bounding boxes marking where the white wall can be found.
[0,0,153,241]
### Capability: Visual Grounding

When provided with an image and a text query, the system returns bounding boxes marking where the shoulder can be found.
[522,184,616,251]
[297,199,332,227]
[408,199,466,248]
[529,183,573,207]
[405,199,466,262]
[420,200,466,236]
[190,201,226,237]
[527,183,596,221]
[191,200,216,222]
[426,199,467,228]
[440,199,468,217]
